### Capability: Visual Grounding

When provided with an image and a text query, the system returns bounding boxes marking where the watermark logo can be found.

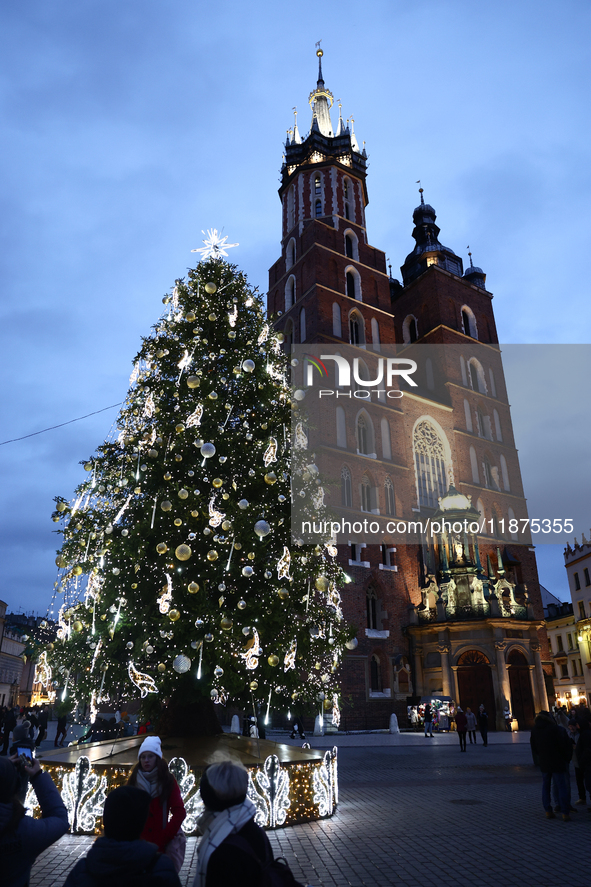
[304,355,418,398]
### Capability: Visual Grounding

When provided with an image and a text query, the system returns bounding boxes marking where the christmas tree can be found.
[47,243,350,733]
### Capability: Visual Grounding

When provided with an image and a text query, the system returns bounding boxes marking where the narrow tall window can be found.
[360,477,371,512]
[345,234,354,258]
[462,309,471,336]
[557,635,564,651]
[370,654,382,691]
[469,362,479,391]
[367,587,378,630]
[357,415,368,454]
[341,466,352,508]
[575,572,581,591]
[384,477,395,516]
[585,567,590,586]
[315,199,322,218]
[347,272,356,299]
[314,174,321,195]
[409,317,418,342]
[350,312,362,345]
[579,601,586,619]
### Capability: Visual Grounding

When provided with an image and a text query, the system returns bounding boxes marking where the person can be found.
[465,707,477,744]
[63,785,180,886]
[455,707,468,751]
[9,719,35,758]
[530,710,573,820]
[478,704,489,746]
[290,716,306,740]
[503,705,512,732]
[409,707,419,730]
[127,736,186,871]
[423,703,433,738]
[575,715,591,808]
[36,707,49,748]
[555,706,569,729]
[1,708,17,757]
[55,710,69,747]
[194,759,274,887]
[0,753,69,886]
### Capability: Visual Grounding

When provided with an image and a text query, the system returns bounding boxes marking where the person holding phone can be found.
[0,754,69,886]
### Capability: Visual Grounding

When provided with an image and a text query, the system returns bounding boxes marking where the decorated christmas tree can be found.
[46,236,350,733]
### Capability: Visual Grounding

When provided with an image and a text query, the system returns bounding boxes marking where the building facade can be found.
[268,53,549,730]
[564,534,591,705]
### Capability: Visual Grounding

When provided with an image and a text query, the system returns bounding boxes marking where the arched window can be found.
[381,417,392,460]
[356,411,375,456]
[483,459,494,489]
[470,446,480,483]
[367,587,378,630]
[344,229,359,261]
[345,266,362,301]
[299,307,306,343]
[343,177,354,223]
[461,305,478,339]
[371,318,380,352]
[464,399,473,433]
[477,408,486,438]
[360,475,371,512]
[492,509,503,539]
[468,358,487,393]
[341,466,352,508]
[286,238,296,270]
[347,272,356,299]
[283,321,293,354]
[314,173,321,195]
[413,420,448,508]
[370,653,382,692]
[403,315,418,344]
[384,477,396,516]
[493,409,502,442]
[460,355,468,386]
[345,234,354,258]
[284,275,295,312]
[357,414,369,454]
[349,310,364,346]
[489,368,497,398]
[458,650,490,666]
[500,454,510,491]
[315,199,322,218]
[332,302,342,338]
[336,406,347,448]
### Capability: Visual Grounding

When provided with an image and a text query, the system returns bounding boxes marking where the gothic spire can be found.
[308,48,334,137]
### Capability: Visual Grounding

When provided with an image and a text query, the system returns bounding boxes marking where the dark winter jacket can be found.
[0,770,69,887]
[207,817,273,887]
[63,837,180,887]
[455,711,468,731]
[477,710,489,730]
[530,711,573,773]
[423,704,433,723]
[577,722,591,772]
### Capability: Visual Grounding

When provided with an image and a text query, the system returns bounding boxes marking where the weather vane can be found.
[191,229,239,261]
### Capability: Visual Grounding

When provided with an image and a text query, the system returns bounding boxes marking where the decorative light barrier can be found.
[26,748,338,835]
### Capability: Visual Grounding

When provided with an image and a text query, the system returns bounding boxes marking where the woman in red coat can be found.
[128,736,186,869]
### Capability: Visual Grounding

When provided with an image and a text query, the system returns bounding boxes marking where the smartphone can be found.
[17,747,33,761]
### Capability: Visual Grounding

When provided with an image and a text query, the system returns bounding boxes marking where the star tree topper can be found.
[191,228,239,261]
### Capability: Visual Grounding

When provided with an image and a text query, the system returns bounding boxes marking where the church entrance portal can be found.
[457,650,496,727]
[508,649,535,729]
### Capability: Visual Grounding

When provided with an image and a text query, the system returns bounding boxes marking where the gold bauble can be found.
[315,576,329,592]
[174,518,182,527]
[207,550,219,561]
[247,552,255,560]
[278,589,290,601]
[158,662,166,672]
[83,462,93,472]
[324,698,332,711]
[175,544,192,562]
[52,515,59,522]
[249,680,258,691]
[221,520,231,530]
[188,581,200,594]
[175,454,183,462]
[156,543,168,554]
[186,311,196,322]
[131,583,137,589]
[73,565,83,576]
[175,424,185,433]
[72,621,83,632]
[100,614,107,621]
[156,350,165,358]
[134,487,141,495]
[161,501,172,512]
[164,472,172,481]
[204,281,217,294]
[168,609,180,622]
[178,489,189,499]
[187,375,200,389]
[264,472,277,485]
[191,510,199,517]
[56,502,67,513]
[222,493,230,500]
[208,391,218,401]
[47,642,54,651]
[234,542,242,550]
[268,654,280,667]
[212,478,223,489]
[55,555,67,568]
[220,616,233,630]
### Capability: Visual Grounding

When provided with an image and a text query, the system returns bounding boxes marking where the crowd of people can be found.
[530,703,591,821]
[0,733,301,887]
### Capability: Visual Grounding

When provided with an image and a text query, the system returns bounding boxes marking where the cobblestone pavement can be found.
[29,731,591,887]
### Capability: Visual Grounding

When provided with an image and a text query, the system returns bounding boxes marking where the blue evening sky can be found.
[1,0,589,614]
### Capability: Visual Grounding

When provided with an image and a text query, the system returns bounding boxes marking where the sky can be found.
[1,0,589,615]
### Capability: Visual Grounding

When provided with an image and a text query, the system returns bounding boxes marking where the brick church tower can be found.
[268,52,550,731]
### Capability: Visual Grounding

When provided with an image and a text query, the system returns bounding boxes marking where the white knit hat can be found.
[138,736,162,760]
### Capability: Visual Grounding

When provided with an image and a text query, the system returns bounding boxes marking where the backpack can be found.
[224,832,306,887]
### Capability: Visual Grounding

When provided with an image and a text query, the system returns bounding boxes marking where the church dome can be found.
[463,264,486,287]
